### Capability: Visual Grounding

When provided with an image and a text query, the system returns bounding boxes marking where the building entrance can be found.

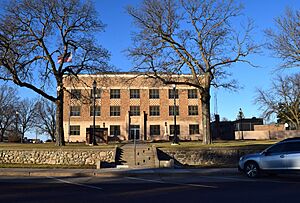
[129,125,140,140]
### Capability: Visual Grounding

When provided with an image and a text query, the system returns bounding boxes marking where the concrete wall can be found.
[235,130,300,140]
[254,124,285,131]
[0,148,115,166]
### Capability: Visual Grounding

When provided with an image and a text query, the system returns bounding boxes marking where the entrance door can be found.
[129,125,140,140]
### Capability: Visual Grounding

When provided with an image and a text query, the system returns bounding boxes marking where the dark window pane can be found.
[70,125,80,135]
[149,106,160,116]
[110,89,120,99]
[70,106,81,116]
[130,106,140,116]
[110,106,120,116]
[169,106,179,116]
[110,125,121,136]
[130,89,140,99]
[150,125,160,136]
[170,125,180,135]
[188,106,199,115]
[267,143,286,154]
[189,124,199,135]
[283,142,300,153]
[169,89,179,99]
[91,88,101,98]
[90,106,101,116]
[149,89,160,99]
[188,89,198,99]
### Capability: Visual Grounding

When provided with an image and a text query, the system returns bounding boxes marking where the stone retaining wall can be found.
[0,148,116,166]
[158,148,265,166]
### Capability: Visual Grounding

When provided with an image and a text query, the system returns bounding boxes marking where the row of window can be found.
[70,105,199,117]
[70,89,198,99]
[69,124,200,136]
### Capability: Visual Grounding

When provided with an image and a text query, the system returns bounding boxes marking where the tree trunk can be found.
[201,88,212,144]
[0,129,4,142]
[200,73,212,144]
[55,86,65,146]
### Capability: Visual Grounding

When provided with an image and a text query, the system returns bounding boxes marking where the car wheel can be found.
[244,161,259,178]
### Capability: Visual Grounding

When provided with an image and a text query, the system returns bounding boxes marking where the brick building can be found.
[63,73,203,143]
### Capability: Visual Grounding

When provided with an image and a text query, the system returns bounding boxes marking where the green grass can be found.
[0,140,279,150]
[151,140,278,149]
[0,142,119,149]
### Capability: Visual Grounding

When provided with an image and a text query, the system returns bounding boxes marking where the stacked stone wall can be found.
[158,147,266,166]
[0,149,115,166]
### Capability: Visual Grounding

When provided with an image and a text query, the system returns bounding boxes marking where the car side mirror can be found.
[263,151,270,156]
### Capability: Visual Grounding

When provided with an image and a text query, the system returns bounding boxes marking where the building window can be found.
[90,106,101,116]
[188,106,199,115]
[188,89,198,99]
[71,89,81,99]
[91,88,101,98]
[130,89,140,99]
[189,124,199,135]
[110,106,120,116]
[169,106,179,116]
[70,125,80,135]
[110,89,120,99]
[70,106,81,116]
[170,125,180,135]
[169,89,179,99]
[110,125,120,136]
[130,106,140,116]
[149,106,160,116]
[149,89,159,99]
[150,125,160,136]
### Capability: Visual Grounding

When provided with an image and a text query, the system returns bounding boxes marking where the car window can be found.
[266,143,286,154]
[283,142,300,153]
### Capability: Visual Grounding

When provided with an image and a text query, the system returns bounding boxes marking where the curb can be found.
[0,168,239,177]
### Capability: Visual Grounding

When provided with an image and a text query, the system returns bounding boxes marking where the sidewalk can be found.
[0,167,239,177]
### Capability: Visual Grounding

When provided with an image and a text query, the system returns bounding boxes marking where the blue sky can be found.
[10,0,300,123]
[94,0,300,122]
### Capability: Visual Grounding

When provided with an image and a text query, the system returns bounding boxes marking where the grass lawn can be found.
[0,140,278,150]
[0,142,119,149]
[151,140,278,149]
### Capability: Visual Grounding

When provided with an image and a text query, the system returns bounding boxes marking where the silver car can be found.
[238,138,300,178]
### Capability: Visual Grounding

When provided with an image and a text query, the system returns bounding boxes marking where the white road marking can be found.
[47,177,104,190]
[126,177,218,189]
[197,175,256,182]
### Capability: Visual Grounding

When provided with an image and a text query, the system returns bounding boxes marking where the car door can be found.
[260,143,287,170]
[284,142,300,170]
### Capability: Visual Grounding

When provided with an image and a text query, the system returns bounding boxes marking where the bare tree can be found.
[34,99,56,142]
[17,98,37,142]
[0,0,110,146]
[256,74,300,130]
[0,85,19,142]
[266,8,300,68]
[127,0,258,144]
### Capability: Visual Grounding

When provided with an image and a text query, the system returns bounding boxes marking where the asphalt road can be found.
[1,173,300,203]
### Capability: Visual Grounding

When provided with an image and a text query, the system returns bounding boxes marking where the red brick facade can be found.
[63,73,203,142]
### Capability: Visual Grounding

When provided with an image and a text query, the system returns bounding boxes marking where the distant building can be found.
[211,115,264,140]
[234,117,263,131]
[63,73,203,143]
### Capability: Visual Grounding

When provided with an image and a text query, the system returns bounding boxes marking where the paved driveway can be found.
[0,173,300,203]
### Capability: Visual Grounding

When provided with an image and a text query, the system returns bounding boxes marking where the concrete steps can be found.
[117,144,156,168]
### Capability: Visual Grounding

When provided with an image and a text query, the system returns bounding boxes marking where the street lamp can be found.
[172,84,179,145]
[92,80,97,145]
